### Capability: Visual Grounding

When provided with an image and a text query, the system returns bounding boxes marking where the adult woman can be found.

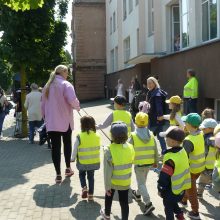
[147,77,167,154]
[183,69,198,114]
[0,87,9,139]
[41,65,80,183]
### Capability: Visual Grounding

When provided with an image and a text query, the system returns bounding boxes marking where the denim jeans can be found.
[0,112,6,136]
[79,170,95,194]
[29,120,43,143]
[149,125,167,154]
[185,98,198,114]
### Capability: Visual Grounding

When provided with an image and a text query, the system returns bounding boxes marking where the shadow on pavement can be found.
[134,214,165,220]
[81,99,111,108]
[199,198,220,219]
[0,139,52,192]
[32,178,78,208]
[69,200,101,219]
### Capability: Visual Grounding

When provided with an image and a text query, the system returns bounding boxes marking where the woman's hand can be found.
[157,116,164,121]
[106,190,112,197]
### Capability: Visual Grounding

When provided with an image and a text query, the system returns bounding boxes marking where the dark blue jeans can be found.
[163,191,184,220]
[0,112,6,136]
[150,125,167,154]
[29,120,43,143]
[79,170,95,194]
[185,98,198,114]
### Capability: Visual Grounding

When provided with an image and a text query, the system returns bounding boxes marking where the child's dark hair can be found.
[201,108,215,120]
[80,116,96,134]
[170,103,181,120]
[112,133,128,144]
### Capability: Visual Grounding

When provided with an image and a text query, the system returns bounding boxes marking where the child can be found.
[158,126,191,220]
[201,108,215,121]
[97,95,135,136]
[129,112,158,215]
[100,122,135,220]
[197,118,218,198]
[71,116,101,201]
[181,113,205,219]
[162,95,184,128]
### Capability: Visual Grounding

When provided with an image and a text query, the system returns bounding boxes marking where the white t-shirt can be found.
[163,114,185,128]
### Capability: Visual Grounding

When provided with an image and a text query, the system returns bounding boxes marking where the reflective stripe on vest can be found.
[205,146,217,170]
[78,132,101,165]
[110,143,134,188]
[185,133,205,174]
[113,110,132,136]
[163,149,191,195]
[170,111,182,126]
[131,132,155,165]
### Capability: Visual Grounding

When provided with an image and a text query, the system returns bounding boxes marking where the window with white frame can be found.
[110,49,114,72]
[115,46,118,71]
[202,0,218,42]
[172,6,180,51]
[181,0,189,48]
[124,36,130,62]
[129,0,133,13]
[136,0,139,6]
[110,17,112,34]
[113,11,116,32]
[148,0,154,36]
[123,0,127,20]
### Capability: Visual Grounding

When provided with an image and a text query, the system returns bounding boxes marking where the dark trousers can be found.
[48,126,72,175]
[29,120,43,142]
[163,191,184,220]
[79,170,95,194]
[185,98,198,114]
[105,189,129,220]
[0,112,5,135]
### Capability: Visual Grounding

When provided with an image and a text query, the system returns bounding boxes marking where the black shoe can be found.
[187,211,201,219]
[143,202,155,215]
[131,190,141,201]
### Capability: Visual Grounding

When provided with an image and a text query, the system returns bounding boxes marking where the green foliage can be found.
[0,0,44,11]
[0,59,13,91]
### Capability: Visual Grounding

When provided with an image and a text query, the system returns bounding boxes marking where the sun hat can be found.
[182,113,202,127]
[135,112,149,127]
[159,126,185,142]
[166,95,182,105]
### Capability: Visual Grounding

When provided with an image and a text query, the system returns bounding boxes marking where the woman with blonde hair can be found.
[41,65,80,183]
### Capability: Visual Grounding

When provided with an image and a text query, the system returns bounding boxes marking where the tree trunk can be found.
[20,65,28,137]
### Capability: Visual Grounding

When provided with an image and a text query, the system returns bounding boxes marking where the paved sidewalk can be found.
[0,100,219,220]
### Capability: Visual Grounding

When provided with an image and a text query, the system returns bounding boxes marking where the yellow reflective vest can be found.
[110,143,134,188]
[185,133,205,174]
[78,131,101,165]
[205,146,217,170]
[183,77,198,99]
[170,111,182,126]
[163,148,191,195]
[131,132,155,165]
[215,158,220,176]
[113,110,132,136]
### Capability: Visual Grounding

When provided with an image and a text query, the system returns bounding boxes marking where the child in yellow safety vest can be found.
[158,126,191,220]
[197,118,218,199]
[181,113,205,220]
[129,112,158,215]
[161,95,184,129]
[97,95,135,136]
[71,116,101,201]
[100,122,135,220]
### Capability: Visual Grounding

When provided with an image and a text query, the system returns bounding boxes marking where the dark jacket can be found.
[147,88,166,127]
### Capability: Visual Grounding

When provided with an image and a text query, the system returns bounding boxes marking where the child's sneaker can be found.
[81,187,88,199]
[55,175,62,184]
[131,190,141,201]
[88,194,94,201]
[143,202,155,215]
[65,168,74,177]
[100,208,110,220]
[197,193,203,199]
[187,211,201,220]
[175,212,185,220]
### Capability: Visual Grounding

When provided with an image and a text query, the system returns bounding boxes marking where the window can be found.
[113,12,116,32]
[202,0,217,42]
[124,36,130,62]
[181,0,189,48]
[148,0,154,36]
[137,28,140,55]
[129,0,133,13]
[110,49,114,72]
[115,46,118,71]
[123,0,127,20]
[172,6,180,51]
[110,17,112,34]
[136,0,139,6]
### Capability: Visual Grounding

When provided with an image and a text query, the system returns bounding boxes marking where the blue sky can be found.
[64,0,72,54]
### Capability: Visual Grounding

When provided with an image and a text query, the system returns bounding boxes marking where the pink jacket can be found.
[41,75,80,132]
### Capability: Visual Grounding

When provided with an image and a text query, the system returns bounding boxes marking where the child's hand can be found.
[106,190,112,197]
[157,116,164,121]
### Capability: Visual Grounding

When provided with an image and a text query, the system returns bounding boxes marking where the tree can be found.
[0,0,69,136]
[0,59,12,91]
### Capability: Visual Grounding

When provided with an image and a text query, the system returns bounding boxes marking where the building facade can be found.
[106,0,220,117]
[72,0,106,101]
